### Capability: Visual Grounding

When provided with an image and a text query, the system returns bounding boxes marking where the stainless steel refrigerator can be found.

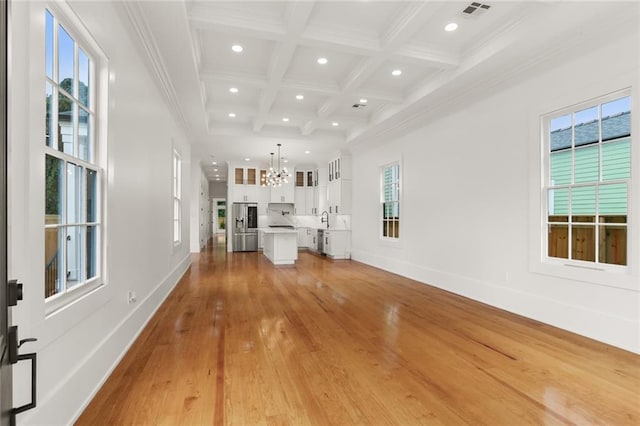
[232,202,258,251]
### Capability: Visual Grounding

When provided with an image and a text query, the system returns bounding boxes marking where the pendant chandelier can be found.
[266,143,291,187]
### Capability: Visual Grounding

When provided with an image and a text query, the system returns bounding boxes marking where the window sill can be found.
[379,237,402,249]
[44,277,105,317]
[531,258,637,291]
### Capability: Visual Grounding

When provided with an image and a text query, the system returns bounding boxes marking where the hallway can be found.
[77,240,639,425]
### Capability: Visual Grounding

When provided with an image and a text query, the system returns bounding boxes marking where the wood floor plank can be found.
[76,238,640,425]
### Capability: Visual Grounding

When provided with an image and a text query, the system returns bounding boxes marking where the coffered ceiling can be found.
[120,1,638,182]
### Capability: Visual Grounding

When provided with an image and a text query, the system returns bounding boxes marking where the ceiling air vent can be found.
[462,2,491,18]
[352,103,367,109]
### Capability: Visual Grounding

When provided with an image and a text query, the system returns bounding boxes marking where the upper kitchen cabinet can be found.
[294,169,316,215]
[327,178,351,214]
[327,156,351,214]
[270,166,295,203]
[234,167,257,186]
[328,155,351,182]
[229,164,269,206]
[295,167,328,215]
[271,182,294,203]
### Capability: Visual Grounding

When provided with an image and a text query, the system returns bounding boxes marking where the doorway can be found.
[212,198,226,235]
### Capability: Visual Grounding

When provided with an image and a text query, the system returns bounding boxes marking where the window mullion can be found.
[61,160,68,293]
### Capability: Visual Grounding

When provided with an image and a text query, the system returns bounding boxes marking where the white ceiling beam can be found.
[187,4,286,41]
[252,1,316,132]
[302,2,445,136]
[206,103,258,117]
[300,24,381,56]
[190,6,459,69]
[391,43,460,68]
[356,89,403,104]
[200,70,401,103]
[280,78,340,96]
[199,69,268,88]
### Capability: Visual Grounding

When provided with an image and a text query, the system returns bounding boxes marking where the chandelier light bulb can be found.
[266,144,291,187]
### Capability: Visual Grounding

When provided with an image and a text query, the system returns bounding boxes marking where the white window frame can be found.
[529,84,637,291]
[43,3,107,315]
[172,149,181,246]
[380,161,401,241]
[542,89,631,272]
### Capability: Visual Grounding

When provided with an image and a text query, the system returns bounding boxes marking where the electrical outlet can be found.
[128,291,137,304]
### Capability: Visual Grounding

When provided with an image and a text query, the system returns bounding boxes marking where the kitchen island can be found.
[261,227,298,265]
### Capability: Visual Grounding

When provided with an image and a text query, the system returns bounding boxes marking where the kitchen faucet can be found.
[321,210,329,228]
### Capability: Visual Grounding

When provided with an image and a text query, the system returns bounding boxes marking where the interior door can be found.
[1,0,12,423]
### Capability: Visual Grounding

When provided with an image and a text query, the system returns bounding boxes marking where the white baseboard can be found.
[352,249,639,354]
[23,254,192,425]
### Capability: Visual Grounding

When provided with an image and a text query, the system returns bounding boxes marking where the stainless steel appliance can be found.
[317,229,325,254]
[232,202,258,251]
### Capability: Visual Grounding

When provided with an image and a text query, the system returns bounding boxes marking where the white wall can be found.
[209,181,226,198]
[8,2,192,424]
[190,162,210,252]
[351,26,639,353]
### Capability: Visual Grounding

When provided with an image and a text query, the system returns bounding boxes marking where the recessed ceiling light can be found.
[444,22,458,32]
[215,174,220,177]
[392,69,402,76]
[332,122,339,127]
[216,178,220,181]
[213,168,218,172]
[228,112,236,118]
[229,87,239,93]
[360,98,368,104]
[317,57,328,65]
[296,94,304,100]
[305,150,310,154]
[212,161,217,165]
[282,117,289,122]
[231,44,243,53]
[283,159,289,163]
[244,158,250,161]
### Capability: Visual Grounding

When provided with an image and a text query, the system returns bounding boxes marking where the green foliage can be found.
[45,155,61,215]
[58,78,88,112]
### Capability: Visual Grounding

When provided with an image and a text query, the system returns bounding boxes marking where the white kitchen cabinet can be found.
[313,185,327,215]
[306,228,318,251]
[294,187,316,215]
[270,174,295,203]
[262,229,298,265]
[297,227,308,248]
[294,187,305,214]
[234,166,258,185]
[323,229,350,259]
[310,167,328,215]
[328,155,351,183]
[305,188,314,215]
[229,164,270,215]
[327,178,351,214]
[294,169,316,215]
[326,156,351,214]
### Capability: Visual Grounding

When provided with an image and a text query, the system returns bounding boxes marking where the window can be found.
[44,8,102,300]
[381,163,400,239]
[172,150,181,245]
[544,91,631,267]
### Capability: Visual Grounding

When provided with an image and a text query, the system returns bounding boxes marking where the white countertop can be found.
[259,227,298,234]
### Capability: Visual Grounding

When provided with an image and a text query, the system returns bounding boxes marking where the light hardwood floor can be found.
[77,237,640,425]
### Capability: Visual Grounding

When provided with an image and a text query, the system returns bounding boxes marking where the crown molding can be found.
[118,2,189,135]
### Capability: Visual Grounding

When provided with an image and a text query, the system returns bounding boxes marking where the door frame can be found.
[1,0,12,423]
[212,197,226,235]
